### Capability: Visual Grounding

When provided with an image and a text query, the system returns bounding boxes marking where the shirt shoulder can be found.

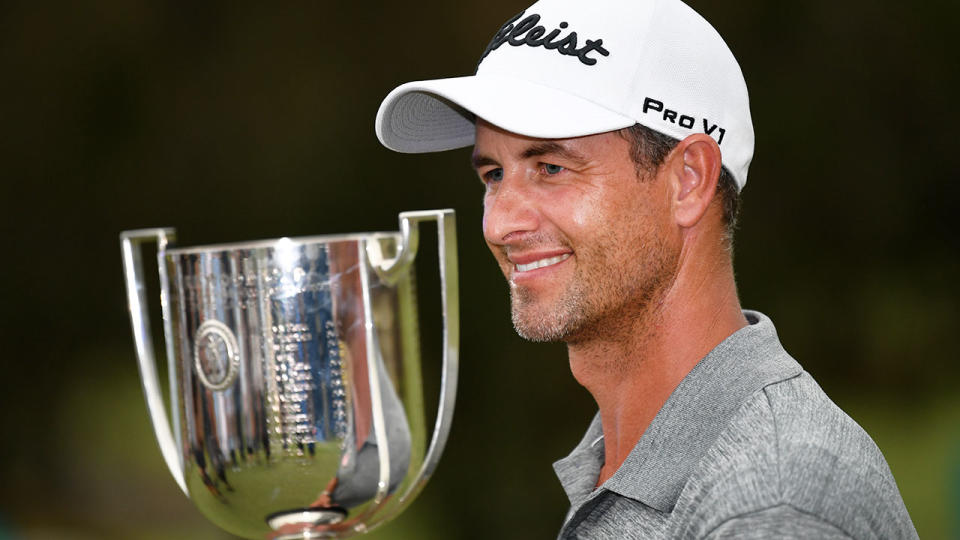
[672,372,917,540]
[703,504,852,539]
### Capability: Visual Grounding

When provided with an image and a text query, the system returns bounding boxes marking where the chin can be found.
[511,303,580,343]
[509,285,582,342]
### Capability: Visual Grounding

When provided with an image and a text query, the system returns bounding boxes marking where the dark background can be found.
[1,1,957,538]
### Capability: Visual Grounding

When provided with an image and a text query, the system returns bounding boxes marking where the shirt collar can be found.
[553,310,803,513]
[553,413,605,507]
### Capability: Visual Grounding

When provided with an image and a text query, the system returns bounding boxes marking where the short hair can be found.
[618,124,740,244]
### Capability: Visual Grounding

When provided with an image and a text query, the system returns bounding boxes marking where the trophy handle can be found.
[381,209,460,506]
[120,228,187,495]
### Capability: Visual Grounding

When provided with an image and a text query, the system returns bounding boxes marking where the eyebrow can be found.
[471,154,499,170]
[471,141,589,170]
[521,142,588,165]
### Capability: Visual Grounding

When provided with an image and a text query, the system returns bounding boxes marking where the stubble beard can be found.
[509,234,674,344]
[510,278,590,343]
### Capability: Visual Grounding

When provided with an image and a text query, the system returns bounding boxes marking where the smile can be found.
[514,253,571,273]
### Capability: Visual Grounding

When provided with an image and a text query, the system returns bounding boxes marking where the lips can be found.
[513,253,571,273]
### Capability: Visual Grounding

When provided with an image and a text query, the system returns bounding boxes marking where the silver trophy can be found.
[120,210,458,539]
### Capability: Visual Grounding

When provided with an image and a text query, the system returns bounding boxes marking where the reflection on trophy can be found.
[120,210,458,539]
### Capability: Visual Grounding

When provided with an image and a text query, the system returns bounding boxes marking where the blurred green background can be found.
[1,1,957,538]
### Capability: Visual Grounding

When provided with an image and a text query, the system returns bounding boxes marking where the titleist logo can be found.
[479,12,611,67]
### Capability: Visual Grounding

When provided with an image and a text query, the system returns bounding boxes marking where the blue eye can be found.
[544,163,564,175]
[485,168,504,183]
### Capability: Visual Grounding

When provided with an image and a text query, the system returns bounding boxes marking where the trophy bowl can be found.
[120,210,458,539]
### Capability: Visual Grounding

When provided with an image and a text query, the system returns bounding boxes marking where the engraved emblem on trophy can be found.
[194,320,241,391]
[121,210,459,539]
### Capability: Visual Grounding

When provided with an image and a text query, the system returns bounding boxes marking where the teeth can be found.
[515,253,571,272]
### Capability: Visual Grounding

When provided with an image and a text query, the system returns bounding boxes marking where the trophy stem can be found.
[266,507,347,539]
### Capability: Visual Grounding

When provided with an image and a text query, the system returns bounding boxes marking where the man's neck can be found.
[568,249,747,487]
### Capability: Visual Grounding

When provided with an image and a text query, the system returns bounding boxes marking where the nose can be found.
[482,171,539,246]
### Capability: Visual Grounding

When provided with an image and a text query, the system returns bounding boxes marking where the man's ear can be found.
[663,134,723,229]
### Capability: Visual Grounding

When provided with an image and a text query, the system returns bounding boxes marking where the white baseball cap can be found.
[375,0,755,189]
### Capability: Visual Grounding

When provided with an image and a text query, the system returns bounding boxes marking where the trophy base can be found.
[266,507,348,538]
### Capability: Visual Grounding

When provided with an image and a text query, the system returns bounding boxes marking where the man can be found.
[375,0,917,537]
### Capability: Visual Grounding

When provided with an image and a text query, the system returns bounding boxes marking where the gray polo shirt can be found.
[553,311,917,539]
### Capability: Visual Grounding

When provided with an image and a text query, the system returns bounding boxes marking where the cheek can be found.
[567,184,644,233]
[568,198,600,231]
[538,182,604,232]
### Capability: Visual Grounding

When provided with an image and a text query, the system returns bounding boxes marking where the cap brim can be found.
[376,74,635,153]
